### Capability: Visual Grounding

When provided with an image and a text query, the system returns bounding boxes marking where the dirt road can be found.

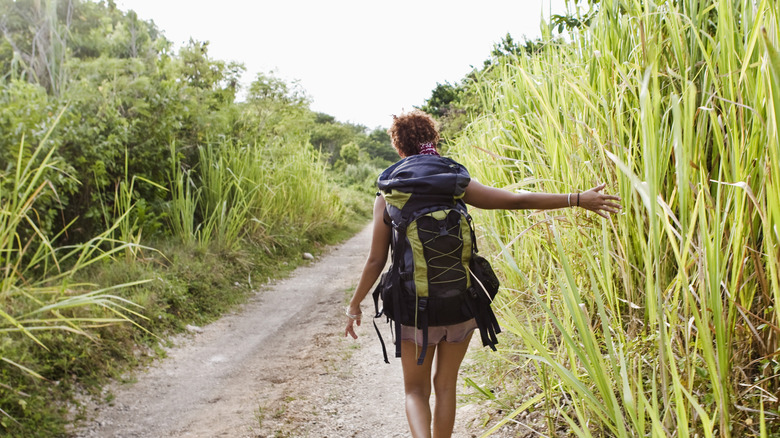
[73,224,480,438]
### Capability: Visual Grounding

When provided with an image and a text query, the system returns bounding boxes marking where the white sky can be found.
[116,0,569,129]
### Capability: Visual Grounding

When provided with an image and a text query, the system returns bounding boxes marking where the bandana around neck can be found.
[418,142,439,156]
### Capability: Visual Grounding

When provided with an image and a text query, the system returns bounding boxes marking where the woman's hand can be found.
[344,305,362,339]
[578,183,622,218]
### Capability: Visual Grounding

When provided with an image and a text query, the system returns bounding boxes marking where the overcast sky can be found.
[116,0,568,129]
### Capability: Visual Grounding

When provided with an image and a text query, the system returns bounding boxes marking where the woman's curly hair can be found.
[388,110,440,157]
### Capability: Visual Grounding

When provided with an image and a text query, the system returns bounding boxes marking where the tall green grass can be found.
[455,0,779,436]
[2,116,351,429]
[168,139,345,250]
[0,113,149,423]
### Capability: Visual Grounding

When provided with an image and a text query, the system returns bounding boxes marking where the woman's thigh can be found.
[433,331,473,388]
[401,340,436,394]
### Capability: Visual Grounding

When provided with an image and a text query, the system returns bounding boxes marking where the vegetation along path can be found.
[73,224,477,437]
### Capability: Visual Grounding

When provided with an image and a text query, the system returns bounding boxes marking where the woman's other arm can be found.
[344,196,392,339]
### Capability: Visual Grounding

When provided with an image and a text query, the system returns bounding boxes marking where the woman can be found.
[344,110,621,438]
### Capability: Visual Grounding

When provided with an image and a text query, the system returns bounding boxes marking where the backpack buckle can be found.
[417,297,428,312]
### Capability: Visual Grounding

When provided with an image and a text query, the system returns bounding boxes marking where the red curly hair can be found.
[388,110,440,157]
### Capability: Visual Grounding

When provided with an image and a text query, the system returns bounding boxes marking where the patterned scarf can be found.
[418,142,440,156]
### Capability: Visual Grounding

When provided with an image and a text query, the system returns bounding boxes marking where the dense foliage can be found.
[0,0,389,434]
[435,0,780,436]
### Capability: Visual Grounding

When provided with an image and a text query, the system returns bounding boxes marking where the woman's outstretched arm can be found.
[463,180,621,218]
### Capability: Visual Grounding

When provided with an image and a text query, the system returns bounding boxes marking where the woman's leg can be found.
[431,331,473,438]
[401,340,437,438]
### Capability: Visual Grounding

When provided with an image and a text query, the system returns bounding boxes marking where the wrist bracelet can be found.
[345,308,362,320]
[577,193,580,207]
[567,193,572,207]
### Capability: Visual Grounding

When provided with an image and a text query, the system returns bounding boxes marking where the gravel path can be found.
[72,224,480,438]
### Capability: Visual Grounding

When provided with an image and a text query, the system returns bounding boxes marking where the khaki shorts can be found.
[400,318,477,347]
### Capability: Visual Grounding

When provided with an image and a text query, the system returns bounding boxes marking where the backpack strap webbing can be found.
[382,219,406,361]
[393,302,402,359]
[416,298,429,365]
[474,307,500,351]
[462,288,498,350]
[372,286,390,364]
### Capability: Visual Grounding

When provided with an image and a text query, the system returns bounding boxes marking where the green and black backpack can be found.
[372,154,501,365]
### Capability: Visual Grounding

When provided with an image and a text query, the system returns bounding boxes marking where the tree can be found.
[339,142,360,165]
[359,127,395,165]
[420,81,462,118]
[237,70,311,142]
[308,113,364,164]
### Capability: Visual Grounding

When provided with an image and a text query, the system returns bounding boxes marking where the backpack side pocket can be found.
[469,254,500,302]
[467,254,501,351]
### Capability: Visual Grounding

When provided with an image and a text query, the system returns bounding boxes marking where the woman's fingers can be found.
[590,186,622,215]
[596,202,621,213]
[345,318,361,339]
[345,323,358,339]
[588,183,621,200]
[579,193,621,216]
